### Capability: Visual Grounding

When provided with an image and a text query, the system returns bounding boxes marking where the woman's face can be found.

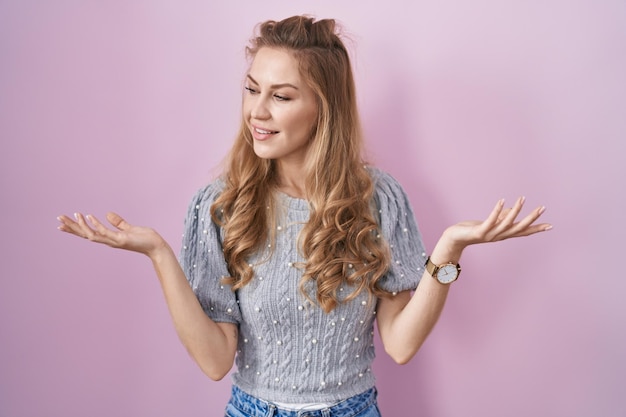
[243,47,318,165]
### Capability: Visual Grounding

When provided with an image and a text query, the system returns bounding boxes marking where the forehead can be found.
[248,47,303,85]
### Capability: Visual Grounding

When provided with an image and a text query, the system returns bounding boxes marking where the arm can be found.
[377,197,552,364]
[57,212,238,380]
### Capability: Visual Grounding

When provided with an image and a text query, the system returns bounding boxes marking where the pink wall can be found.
[1,1,624,416]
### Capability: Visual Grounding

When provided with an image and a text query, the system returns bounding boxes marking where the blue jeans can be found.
[224,385,382,417]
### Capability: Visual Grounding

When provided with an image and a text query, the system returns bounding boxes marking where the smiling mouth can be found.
[255,127,278,134]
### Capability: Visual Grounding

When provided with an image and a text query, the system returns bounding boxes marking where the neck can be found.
[276,160,307,199]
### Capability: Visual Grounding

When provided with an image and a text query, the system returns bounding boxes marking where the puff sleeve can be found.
[179,180,242,324]
[371,169,428,293]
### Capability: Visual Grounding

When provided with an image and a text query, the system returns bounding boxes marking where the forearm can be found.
[380,230,464,363]
[383,276,449,363]
[149,244,237,380]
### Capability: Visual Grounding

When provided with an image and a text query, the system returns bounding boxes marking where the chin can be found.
[252,142,281,160]
[251,147,276,160]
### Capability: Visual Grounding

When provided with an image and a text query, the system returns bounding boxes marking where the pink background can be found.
[1,1,624,416]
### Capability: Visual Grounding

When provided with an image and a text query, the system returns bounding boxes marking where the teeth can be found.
[255,128,276,134]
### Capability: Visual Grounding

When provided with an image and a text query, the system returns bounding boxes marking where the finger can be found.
[85,214,120,246]
[512,223,553,237]
[506,205,552,237]
[57,214,82,235]
[481,199,506,231]
[106,212,130,231]
[85,213,107,232]
[514,205,544,229]
[74,212,99,240]
[497,207,513,222]
[492,196,525,235]
[57,214,76,227]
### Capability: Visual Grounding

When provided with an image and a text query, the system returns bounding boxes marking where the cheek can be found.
[242,98,252,118]
[304,109,319,136]
[288,104,317,130]
[295,115,316,139]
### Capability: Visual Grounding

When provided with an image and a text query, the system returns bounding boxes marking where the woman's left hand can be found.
[443,196,552,253]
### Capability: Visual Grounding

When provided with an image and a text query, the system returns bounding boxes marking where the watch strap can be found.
[424,256,439,276]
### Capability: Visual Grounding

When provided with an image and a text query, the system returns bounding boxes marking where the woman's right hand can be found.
[57,212,167,258]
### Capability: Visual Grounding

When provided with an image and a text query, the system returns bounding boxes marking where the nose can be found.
[250,96,271,120]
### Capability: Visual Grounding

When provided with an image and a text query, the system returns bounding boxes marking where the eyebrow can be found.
[246,75,299,90]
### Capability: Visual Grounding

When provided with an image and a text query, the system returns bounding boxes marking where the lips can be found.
[252,126,279,140]
[255,127,277,134]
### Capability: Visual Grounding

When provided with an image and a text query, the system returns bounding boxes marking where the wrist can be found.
[147,237,173,262]
[430,228,465,264]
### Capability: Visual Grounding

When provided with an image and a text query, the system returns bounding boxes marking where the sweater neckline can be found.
[277,191,310,211]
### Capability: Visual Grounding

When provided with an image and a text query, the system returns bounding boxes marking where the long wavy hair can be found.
[211,15,391,313]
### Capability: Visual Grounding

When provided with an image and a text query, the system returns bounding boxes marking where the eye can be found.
[274,94,290,101]
[244,86,258,94]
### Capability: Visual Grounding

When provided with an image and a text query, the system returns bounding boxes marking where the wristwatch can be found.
[424,256,461,284]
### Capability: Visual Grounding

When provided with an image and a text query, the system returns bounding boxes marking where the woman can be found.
[57,15,551,417]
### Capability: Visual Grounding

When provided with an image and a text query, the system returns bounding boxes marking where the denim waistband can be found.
[228,385,377,417]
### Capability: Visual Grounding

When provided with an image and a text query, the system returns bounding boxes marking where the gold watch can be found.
[425,256,461,284]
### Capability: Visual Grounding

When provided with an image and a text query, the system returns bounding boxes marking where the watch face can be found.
[437,264,459,284]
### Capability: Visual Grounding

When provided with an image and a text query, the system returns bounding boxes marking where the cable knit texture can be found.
[180,168,427,402]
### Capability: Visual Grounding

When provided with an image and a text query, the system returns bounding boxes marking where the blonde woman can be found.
[57,15,551,417]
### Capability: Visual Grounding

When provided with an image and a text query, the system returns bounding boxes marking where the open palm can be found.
[445,197,551,249]
[57,212,166,257]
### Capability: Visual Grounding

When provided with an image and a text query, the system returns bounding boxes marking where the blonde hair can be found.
[212,15,391,312]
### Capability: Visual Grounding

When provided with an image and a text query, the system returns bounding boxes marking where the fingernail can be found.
[538,206,546,214]
[544,225,553,231]
[520,196,526,204]
[74,213,79,220]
